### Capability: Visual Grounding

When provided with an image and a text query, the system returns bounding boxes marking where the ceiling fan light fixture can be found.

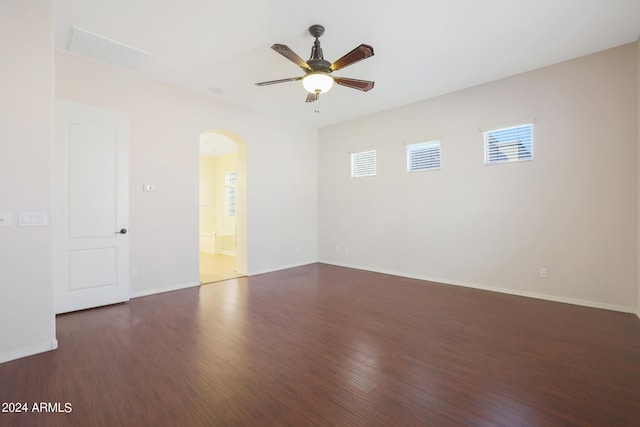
[255,25,374,102]
[302,72,334,94]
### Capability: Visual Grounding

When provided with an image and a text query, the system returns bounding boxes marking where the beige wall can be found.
[319,43,638,312]
[0,0,57,362]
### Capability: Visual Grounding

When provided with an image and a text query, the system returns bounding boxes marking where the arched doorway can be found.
[199,129,247,283]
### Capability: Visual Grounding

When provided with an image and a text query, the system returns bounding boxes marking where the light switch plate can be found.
[0,211,12,226]
[19,211,48,226]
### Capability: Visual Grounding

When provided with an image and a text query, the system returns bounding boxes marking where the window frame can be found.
[483,123,534,165]
[350,149,377,178]
[224,171,237,217]
[406,140,441,173]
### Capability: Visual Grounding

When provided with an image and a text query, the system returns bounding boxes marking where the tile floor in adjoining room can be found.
[199,252,243,284]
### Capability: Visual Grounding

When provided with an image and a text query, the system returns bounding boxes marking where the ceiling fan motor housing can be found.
[307,58,331,72]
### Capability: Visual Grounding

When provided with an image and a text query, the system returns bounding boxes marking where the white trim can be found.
[247,261,316,277]
[636,309,640,320]
[406,140,441,172]
[222,249,237,257]
[483,123,534,165]
[351,149,377,178]
[318,260,636,314]
[130,281,200,299]
[0,340,58,364]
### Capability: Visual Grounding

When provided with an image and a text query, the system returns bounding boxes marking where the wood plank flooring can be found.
[1,263,639,426]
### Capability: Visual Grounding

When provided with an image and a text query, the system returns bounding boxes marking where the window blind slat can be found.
[351,150,377,177]
[407,141,440,172]
[484,124,533,164]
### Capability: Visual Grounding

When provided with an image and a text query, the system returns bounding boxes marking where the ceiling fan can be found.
[255,24,375,102]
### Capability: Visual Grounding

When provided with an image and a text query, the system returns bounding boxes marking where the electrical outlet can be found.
[539,267,548,279]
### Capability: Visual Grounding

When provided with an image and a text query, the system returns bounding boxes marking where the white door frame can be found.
[54,100,130,314]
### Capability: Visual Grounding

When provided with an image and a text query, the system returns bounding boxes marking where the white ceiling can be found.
[54,0,640,129]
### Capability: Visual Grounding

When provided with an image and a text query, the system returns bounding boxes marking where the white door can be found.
[54,100,130,314]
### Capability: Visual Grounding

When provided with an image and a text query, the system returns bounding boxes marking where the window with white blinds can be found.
[406,141,441,172]
[224,172,237,217]
[351,150,376,178]
[484,124,533,165]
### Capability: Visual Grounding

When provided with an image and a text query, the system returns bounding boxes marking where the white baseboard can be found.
[0,339,58,365]
[222,250,237,257]
[319,260,636,314]
[247,261,316,277]
[130,281,200,299]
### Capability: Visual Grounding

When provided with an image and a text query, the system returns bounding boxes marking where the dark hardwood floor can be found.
[1,263,639,426]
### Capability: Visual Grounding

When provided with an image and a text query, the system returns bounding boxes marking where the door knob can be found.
[116,228,127,234]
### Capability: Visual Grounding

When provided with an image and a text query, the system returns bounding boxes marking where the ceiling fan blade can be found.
[255,77,303,86]
[272,44,311,70]
[329,44,374,72]
[305,92,319,103]
[334,77,375,92]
